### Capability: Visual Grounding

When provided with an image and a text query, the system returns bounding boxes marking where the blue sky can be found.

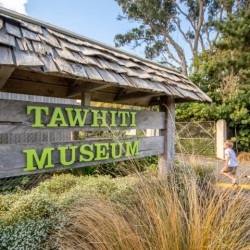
[0,0,193,65]
[26,0,135,47]
[0,0,145,56]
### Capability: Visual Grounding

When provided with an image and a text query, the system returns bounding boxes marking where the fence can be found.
[175,121,216,157]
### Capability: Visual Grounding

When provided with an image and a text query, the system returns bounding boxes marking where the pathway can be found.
[176,154,250,187]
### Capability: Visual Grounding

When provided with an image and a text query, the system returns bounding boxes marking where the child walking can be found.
[220,140,239,186]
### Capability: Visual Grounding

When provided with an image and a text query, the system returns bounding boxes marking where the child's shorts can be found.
[221,166,238,176]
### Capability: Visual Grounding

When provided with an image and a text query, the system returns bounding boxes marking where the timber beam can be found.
[115,90,160,102]
[67,81,110,98]
[0,66,15,90]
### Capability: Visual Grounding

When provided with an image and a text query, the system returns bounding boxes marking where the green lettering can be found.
[125,141,139,157]
[95,143,109,160]
[91,110,108,127]
[110,143,123,159]
[80,144,94,162]
[65,108,89,127]
[47,107,68,127]
[58,146,77,166]
[109,111,117,127]
[130,112,137,127]
[23,148,54,171]
[118,111,130,126]
[27,106,49,128]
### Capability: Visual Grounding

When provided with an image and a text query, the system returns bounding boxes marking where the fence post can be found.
[216,119,227,159]
[158,96,175,176]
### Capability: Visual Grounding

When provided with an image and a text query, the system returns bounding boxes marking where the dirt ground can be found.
[176,154,250,185]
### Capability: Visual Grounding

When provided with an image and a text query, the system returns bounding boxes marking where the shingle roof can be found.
[0,7,211,105]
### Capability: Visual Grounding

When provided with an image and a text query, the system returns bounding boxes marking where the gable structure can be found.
[0,7,211,106]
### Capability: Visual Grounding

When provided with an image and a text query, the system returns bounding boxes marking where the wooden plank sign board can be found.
[0,99,165,178]
[0,100,165,133]
[0,137,164,178]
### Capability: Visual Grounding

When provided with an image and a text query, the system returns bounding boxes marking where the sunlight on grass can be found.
[55,172,250,250]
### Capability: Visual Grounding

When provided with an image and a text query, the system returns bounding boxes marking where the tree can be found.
[176,6,250,151]
[114,0,242,75]
[115,0,250,150]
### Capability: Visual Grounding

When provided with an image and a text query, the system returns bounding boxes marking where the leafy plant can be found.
[55,173,250,250]
[177,7,250,152]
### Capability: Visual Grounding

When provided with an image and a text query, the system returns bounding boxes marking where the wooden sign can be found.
[0,137,164,178]
[0,99,165,178]
[0,100,165,133]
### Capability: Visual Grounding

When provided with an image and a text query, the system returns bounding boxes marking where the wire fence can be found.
[175,121,216,157]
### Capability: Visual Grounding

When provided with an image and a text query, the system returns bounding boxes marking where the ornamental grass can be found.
[55,171,250,250]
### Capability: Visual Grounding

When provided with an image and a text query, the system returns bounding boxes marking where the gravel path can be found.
[176,154,250,185]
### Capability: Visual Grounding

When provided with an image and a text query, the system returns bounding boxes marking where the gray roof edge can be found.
[0,6,182,75]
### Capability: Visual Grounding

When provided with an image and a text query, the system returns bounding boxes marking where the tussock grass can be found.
[56,172,250,250]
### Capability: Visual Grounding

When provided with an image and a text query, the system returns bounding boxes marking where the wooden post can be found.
[72,92,91,140]
[216,119,227,159]
[158,96,175,176]
[81,91,91,106]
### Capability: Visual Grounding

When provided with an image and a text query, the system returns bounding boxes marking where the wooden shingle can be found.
[0,28,15,47]
[0,8,212,104]
[0,46,14,65]
[14,49,44,66]
[5,22,22,38]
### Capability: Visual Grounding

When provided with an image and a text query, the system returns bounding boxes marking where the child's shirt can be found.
[224,148,238,167]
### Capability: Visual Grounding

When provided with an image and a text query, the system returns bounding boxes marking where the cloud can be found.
[0,0,28,14]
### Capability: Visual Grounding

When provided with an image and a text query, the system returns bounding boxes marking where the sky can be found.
[0,0,145,57]
[0,0,195,67]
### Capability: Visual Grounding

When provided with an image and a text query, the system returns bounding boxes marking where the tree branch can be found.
[214,8,224,42]
[164,45,182,65]
[163,30,188,75]
[173,17,194,53]
[194,0,204,54]
[175,3,196,31]
[204,26,212,47]
[161,54,180,69]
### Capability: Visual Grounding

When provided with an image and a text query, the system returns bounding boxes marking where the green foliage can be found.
[93,156,157,177]
[0,191,64,250]
[0,176,38,192]
[0,219,58,250]
[56,172,250,250]
[177,7,250,151]
[216,8,250,84]
[35,174,79,195]
[114,0,232,74]
[176,138,215,157]
[0,161,219,250]
[0,174,139,250]
[70,165,100,176]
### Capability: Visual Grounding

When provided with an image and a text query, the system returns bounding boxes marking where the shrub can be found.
[35,174,79,195]
[1,164,247,250]
[0,174,137,250]
[0,219,61,250]
[0,192,65,250]
[55,174,250,250]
